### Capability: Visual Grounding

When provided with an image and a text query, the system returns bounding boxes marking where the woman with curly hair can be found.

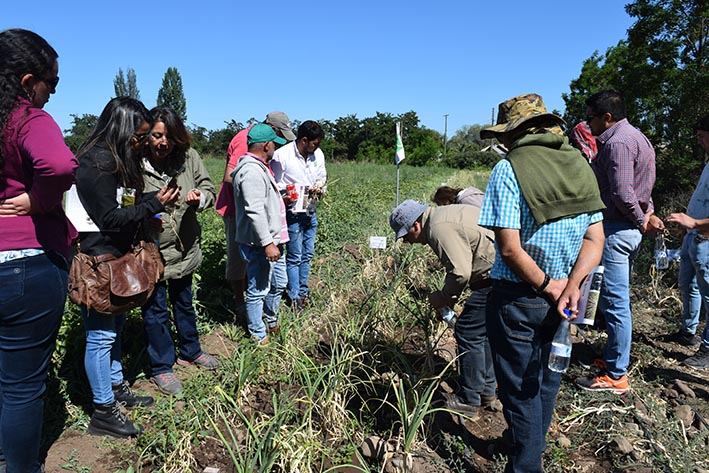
[0,28,76,473]
[140,106,218,395]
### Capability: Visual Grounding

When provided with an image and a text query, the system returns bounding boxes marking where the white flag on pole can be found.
[395,122,406,165]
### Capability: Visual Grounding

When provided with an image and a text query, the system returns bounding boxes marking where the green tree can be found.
[330,114,363,160]
[563,0,709,204]
[208,119,244,157]
[113,67,140,99]
[157,67,187,122]
[63,113,98,152]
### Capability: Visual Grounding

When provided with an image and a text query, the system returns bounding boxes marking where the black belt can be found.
[470,278,492,291]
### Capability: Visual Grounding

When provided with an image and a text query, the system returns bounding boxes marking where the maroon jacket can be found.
[0,97,78,257]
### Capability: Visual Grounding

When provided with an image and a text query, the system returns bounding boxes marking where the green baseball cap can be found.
[247,123,287,145]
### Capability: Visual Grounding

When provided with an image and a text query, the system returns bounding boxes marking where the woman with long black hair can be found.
[74,97,179,438]
[0,28,76,473]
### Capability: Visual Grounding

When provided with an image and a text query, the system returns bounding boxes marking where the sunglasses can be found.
[42,76,60,90]
[131,132,150,143]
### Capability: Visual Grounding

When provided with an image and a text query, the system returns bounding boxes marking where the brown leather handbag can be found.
[68,241,164,314]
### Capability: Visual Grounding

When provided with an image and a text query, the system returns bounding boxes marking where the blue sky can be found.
[3,1,633,137]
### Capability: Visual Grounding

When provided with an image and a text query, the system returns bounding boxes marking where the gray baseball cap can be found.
[265,111,296,141]
[389,200,428,239]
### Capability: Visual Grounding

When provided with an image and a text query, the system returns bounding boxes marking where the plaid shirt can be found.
[479,159,603,282]
[592,118,655,228]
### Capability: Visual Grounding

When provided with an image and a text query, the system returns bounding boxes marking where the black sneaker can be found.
[442,392,481,420]
[112,381,154,408]
[88,401,143,438]
[684,346,709,369]
[669,330,700,348]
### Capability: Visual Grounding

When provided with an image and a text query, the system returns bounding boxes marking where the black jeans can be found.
[454,286,496,405]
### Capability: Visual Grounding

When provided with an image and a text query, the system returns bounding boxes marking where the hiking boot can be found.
[253,334,269,346]
[575,372,631,394]
[669,330,701,348]
[150,372,183,394]
[88,401,143,438]
[266,323,281,334]
[442,392,481,420]
[112,381,154,408]
[684,346,709,369]
[300,295,311,307]
[481,394,503,412]
[177,352,220,370]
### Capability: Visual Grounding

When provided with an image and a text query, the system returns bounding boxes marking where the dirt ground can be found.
[41,305,709,472]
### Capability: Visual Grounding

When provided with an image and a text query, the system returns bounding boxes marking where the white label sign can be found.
[369,236,387,249]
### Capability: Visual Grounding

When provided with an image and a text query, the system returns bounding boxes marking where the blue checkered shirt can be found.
[479,159,603,282]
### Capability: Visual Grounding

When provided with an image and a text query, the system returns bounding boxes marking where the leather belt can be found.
[470,278,492,291]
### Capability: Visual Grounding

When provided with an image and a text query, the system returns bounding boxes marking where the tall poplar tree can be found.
[156,67,187,121]
[113,67,140,99]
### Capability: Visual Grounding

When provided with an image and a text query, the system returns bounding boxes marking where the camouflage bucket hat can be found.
[480,93,565,140]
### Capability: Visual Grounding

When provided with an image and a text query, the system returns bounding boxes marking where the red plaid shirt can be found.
[592,119,656,228]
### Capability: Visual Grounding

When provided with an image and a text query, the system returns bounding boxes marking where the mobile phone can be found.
[166,165,185,189]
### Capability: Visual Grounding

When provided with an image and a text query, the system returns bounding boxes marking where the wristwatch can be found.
[535,273,551,294]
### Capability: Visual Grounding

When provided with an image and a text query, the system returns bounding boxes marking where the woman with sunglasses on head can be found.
[140,106,217,396]
[0,28,77,473]
[74,97,179,438]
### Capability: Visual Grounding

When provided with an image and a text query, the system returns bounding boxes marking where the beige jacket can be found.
[419,205,495,301]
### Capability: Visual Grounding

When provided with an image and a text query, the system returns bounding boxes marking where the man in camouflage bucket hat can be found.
[480,93,564,140]
[478,93,605,472]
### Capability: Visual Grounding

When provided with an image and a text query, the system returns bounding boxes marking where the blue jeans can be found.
[239,245,287,341]
[0,252,67,473]
[285,211,317,302]
[679,233,709,348]
[82,309,126,405]
[598,222,642,378]
[487,280,562,473]
[141,274,203,376]
[454,287,496,405]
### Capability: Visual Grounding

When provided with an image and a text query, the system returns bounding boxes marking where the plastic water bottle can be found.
[440,306,457,328]
[655,234,669,270]
[548,310,572,373]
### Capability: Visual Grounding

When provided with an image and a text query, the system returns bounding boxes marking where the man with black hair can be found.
[666,115,709,368]
[576,89,664,394]
[271,120,327,309]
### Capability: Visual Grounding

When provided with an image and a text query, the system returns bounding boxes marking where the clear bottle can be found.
[440,306,457,328]
[548,311,572,373]
[654,234,669,270]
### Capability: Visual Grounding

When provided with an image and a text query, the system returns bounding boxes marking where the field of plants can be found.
[41,159,709,472]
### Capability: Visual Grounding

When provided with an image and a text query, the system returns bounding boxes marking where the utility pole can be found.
[443,114,449,158]
[490,107,495,147]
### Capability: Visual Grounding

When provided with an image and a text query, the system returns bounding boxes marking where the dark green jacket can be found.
[506,133,605,224]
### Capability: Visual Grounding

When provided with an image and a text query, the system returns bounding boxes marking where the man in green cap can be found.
[232,123,288,344]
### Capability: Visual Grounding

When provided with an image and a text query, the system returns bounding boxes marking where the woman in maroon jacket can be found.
[0,29,77,473]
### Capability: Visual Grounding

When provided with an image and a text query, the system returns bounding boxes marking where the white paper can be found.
[293,184,309,213]
[369,236,387,249]
[64,184,100,232]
